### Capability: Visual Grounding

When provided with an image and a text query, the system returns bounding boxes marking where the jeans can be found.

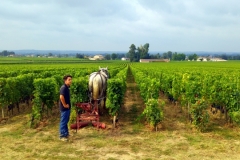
[59,109,70,138]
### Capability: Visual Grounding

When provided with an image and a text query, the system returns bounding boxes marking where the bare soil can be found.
[1,69,240,160]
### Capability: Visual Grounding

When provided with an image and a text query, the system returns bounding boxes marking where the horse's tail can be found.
[89,73,103,101]
[92,75,100,100]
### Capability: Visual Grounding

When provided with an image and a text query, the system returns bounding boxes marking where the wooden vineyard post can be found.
[1,107,4,118]
[113,115,117,128]
[188,101,190,122]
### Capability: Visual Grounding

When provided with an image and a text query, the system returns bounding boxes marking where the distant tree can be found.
[167,51,172,60]
[2,50,8,56]
[48,53,53,57]
[76,53,84,58]
[104,54,111,60]
[138,43,150,59]
[220,54,228,60]
[128,44,136,62]
[188,53,198,61]
[0,50,15,56]
[127,43,151,62]
[126,52,130,58]
[172,52,178,60]
[234,55,240,60]
[172,53,186,61]
[135,49,140,62]
[162,52,168,59]
[207,56,211,61]
[149,54,157,59]
[111,53,117,60]
[178,53,186,60]
[143,43,150,58]
[117,53,125,59]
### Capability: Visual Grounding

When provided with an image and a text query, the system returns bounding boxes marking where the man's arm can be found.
[60,95,69,109]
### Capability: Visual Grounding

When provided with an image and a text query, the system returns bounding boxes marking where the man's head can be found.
[63,75,72,86]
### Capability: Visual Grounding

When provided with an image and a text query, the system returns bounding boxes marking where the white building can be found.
[121,57,130,61]
[89,55,105,60]
[209,58,227,61]
[197,57,208,61]
[139,59,170,63]
[196,56,227,62]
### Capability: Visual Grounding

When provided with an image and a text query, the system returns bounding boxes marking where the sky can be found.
[0,0,240,52]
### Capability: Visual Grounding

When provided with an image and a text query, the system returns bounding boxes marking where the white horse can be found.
[88,66,109,114]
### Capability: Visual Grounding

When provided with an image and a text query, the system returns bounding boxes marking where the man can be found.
[59,75,72,141]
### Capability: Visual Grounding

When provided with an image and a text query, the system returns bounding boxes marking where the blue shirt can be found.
[59,84,71,111]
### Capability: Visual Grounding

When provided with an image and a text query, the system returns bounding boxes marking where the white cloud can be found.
[0,0,240,52]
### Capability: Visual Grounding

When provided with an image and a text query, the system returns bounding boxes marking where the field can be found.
[1,57,240,160]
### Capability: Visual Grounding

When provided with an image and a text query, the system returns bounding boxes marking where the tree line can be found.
[159,51,198,61]
[0,50,15,56]
[124,44,198,62]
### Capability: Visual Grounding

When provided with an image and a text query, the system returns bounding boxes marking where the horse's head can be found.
[99,66,109,78]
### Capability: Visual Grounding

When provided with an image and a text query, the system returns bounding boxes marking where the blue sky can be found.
[0,0,240,52]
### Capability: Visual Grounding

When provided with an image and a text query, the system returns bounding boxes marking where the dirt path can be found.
[116,67,145,129]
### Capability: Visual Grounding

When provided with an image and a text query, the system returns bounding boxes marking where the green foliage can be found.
[0,62,130,124]
[31,92,42,126]
[138,43,150,59]
[106,79,125,116]
[111,53,117,60]
[71,77,89,106]
[142,99,164,129]
[131,62,240,129]
[34,78,58,109]
[132,68,160,102]
[229,111,240,125]
[69,108,77,127]
[190,99,209,132]
[0,78,10,117]
[31,78,58,127]
[162,51,172,59]
[128,44,136,62]
[172,52,186,61]
[131,67,164,130]
[0,50,15,56]
[5,77,20,105]
[17,74,34,100]
[106,66,127,116]
[188,53,198,61]
[128,43,150,62]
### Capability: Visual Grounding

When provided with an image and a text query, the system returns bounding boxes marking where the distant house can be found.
[121,57,130,61]
[209,58,227,61]
[197,57,208,61]
[196,57,227,62]
[139,59,170,63]
[89,55,105,60]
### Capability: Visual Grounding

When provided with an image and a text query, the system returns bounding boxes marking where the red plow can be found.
[70,101,106,131]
